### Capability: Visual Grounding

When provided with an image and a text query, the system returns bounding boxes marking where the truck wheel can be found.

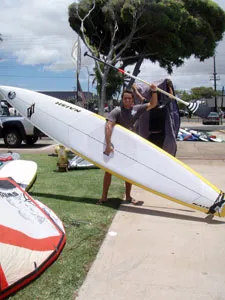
[25,136,38,145]
[4,130,22,147]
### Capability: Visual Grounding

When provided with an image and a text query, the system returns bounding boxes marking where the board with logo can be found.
[0,85,224,217]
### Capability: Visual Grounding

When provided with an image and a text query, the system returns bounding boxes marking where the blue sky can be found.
[0,62,78,91]
[0,0,225,93]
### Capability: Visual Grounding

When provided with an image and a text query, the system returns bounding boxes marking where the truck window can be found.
[0,101,10,116]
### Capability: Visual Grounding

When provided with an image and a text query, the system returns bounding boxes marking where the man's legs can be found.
[125,181,132,201]
[125,181,142,205]
[97,172,112,204]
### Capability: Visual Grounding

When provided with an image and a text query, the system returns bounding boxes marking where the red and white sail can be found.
[0,178,66,299]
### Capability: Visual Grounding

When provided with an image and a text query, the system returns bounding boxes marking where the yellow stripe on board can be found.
[115,122,221,195]
[54,98,219,198]
[70,147,224,218]
[68,113,222,217]
[25,173,37,192]
[8,89,221,217]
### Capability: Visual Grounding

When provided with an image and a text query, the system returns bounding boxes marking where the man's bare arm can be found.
[146,89,157,111]
[132,83,158,111]
[104,120,115,155]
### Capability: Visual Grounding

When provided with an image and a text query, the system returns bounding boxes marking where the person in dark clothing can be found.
[132,79,180,156]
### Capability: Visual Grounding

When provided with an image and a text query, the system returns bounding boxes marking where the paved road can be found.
[181,121,225,132]
[76,141,225,300]
[1,123,224,299]
[0,137,56,154]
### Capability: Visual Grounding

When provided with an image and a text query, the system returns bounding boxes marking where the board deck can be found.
[0,160,37,191]
[0,86,224,217]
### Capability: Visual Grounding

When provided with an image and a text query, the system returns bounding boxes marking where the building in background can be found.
[197,96,224,110]
[38,91,93,106]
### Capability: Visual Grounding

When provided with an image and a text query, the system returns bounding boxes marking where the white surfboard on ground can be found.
[0,160,37,191]
[187,129,209,142]
[0,152,21,168]
[207,134,223,143]
[0,86,224,217]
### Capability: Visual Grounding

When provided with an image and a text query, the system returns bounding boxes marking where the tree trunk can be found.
[99,83,106,115]
[99,66,110,116]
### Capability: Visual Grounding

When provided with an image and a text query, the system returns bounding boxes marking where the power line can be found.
[0,74,75,79]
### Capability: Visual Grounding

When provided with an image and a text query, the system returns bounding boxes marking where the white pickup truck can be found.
[0,101,45,147]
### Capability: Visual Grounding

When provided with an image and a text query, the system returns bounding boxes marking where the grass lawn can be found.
[10,153,124,300]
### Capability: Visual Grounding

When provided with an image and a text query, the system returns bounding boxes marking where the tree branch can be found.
[74,1,104,78]
[113,8,143,64]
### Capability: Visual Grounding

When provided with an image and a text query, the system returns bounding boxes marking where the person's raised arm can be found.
[132,84,145,103]
[132,83,158,111]
[146,83,158,111]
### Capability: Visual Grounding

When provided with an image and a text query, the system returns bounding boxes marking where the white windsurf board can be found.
[0,86,224,217]
[0,159,37,191]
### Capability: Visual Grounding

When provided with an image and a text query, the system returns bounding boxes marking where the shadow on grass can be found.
[120,204,225,224]
[30,191,121,209]
[30,192,225,224]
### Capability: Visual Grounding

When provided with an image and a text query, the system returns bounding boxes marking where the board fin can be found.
[207,191,225,216]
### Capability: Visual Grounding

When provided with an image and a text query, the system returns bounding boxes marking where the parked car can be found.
[179,109,188,117]
[202,112,220,125]
[0,100,46,147]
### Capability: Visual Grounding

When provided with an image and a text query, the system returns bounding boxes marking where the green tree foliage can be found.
[93,65,124,102]
[175,90,192,109]
[68,0,225,113]
[191,86,216,99]
[176,86,217,109]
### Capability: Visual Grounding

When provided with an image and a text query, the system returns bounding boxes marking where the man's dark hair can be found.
[121,89,134,99]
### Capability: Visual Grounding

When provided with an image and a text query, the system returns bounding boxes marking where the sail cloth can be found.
[0,178,66,300]
[77,78,86,103]
[134,79,180,156]
[68,155,99,170]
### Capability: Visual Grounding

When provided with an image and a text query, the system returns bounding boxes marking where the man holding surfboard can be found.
[98,85,158,205]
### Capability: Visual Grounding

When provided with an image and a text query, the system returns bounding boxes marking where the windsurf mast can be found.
[71,37,81,104]
[84,52,210,118]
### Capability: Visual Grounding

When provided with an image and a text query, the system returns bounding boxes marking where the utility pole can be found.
[213,56,217,112]
[221,86,224,110]
[210,55,220,112]
[84,66,90,103]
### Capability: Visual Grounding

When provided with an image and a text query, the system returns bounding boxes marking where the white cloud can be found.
[0,0,224,91]
[15,46,58,65]
[0,0,77,70]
